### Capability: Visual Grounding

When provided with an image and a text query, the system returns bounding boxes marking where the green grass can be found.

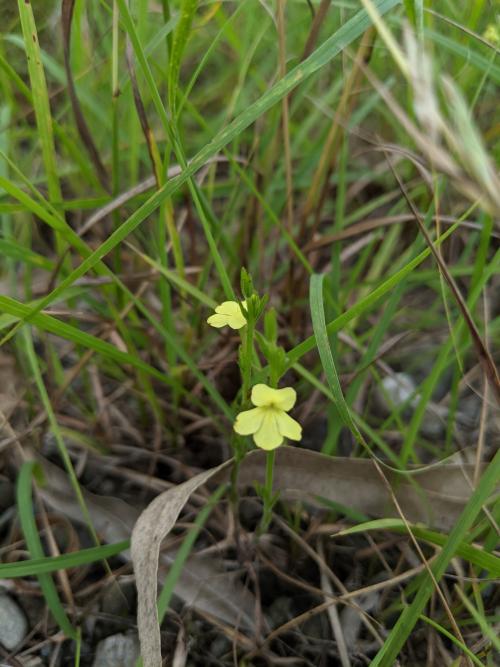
[1,0,499,665]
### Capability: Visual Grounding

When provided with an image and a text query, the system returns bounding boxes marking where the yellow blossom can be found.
[234,383,302,450]
[207,300,247,330]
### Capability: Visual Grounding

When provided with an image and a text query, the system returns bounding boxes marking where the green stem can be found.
[231,309,254,547]
[269,362,279,388]
[241,318,254,401]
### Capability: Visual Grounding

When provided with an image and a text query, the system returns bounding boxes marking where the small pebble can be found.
[376,373,418,411]
[375,373,448,438]
[92,632,140,667]
[0,592,28,650]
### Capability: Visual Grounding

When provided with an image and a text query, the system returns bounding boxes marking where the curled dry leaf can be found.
[131,462,235,667]
[35,456,256,636]
[132,446,481,667]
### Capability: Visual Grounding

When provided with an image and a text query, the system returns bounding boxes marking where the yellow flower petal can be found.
[215,301,240,315]
[275,411,302,441]
[251,384,296,411]
[273,387,296,411]
[253,410,283,450]
[208,301,246,329]
[227,317,246,330]
[251,384,278,407]
[234,407,264,436]
[207,313,230,328]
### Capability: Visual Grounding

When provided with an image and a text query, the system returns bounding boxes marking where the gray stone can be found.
[376,373,448,439]
[92,632,140,667]
[376,373,418,412]
[0,593,28,650]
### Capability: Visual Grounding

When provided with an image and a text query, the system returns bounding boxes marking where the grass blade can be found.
[419,615,484,667]
[61,0,110,191]
[16,0,61,205]
[289,221,461,364]
[371,449,500,666]
[309,273,362,440]
[0,541,130,578]
[0,295,174,388]
[455,586,500,652]
[17,0,401,325]
[168,0,198,115]
[334,519,500,576]
[17,461,77,639]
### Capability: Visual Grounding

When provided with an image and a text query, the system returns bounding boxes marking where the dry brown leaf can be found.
[228,448,476,531]
[131,462,236,667]
[35,456,256,635]
[131,446,479,667]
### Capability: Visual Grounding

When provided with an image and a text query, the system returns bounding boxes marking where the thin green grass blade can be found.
[177,0,250,116]
[289,221,461,364]
[0,541,130,578]
[334,519,500,575]
[309,273,362,440]
[16,0,401,326]
[0,239,54,271]
[419,615,484,667]
[402,0,423,37]
[156,483,228,622]
[455,586,500,652]
[168,0,198,115]
[371,448,500,666]
[0,295,174,388]
[0,171,90,259]
[292,362,401,465]
[17,461,77,639]
[0,292,233,420]
[20,326,112,547]
[400,247,500,465]
[75,627,82,667]
[16,0,61,205]
[116,0,232,299]
[425,29,500,84]
[126,243,217,307]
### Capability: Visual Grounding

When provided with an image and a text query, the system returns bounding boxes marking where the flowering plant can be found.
[234,383,302,450]
[207,269,302,531]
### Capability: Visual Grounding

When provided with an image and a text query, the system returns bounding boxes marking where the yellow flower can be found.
[234,383,302,450]
[207,300,247,330]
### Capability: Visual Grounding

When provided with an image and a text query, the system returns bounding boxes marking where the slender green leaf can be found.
[157,483,228,621]
[18,0,401,326]
[334,519,500,575]
[0,541,130,578]
[17,461,77,639]
[455,586,500,652]
[16,0,61,204]
[0,295,174,388]
[419,615,484,667]
[309,273,362,439]
[371,449,500,666]
[289,221,460,364]
[168,0,198,114]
